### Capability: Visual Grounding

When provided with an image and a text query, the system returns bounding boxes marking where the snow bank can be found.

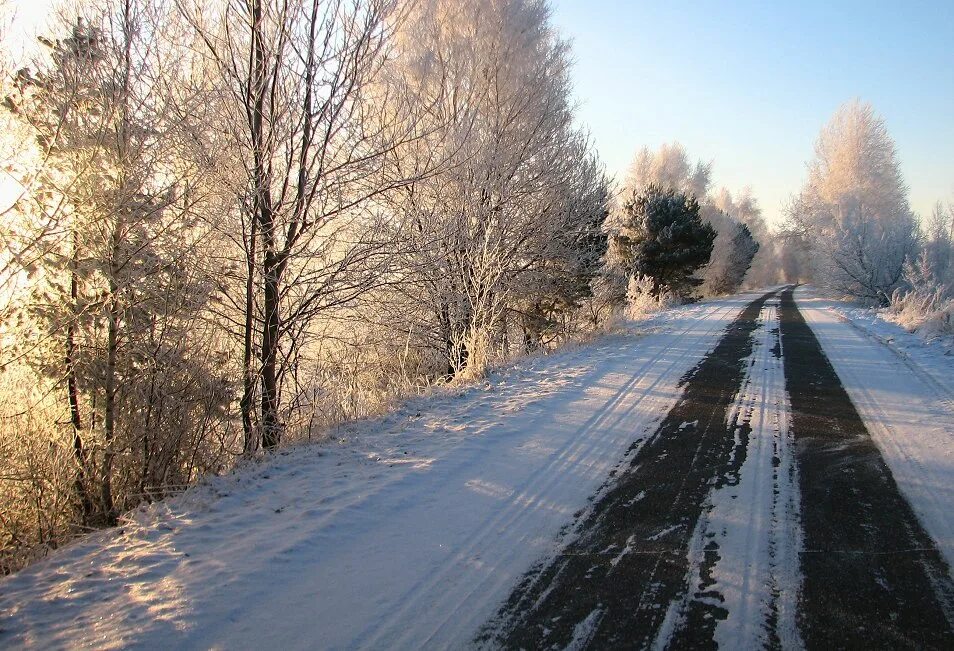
[813,288,954,402]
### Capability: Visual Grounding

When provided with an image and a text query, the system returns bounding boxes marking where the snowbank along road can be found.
[1,287,952,649]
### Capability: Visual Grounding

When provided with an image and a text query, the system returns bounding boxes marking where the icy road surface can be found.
[1,287,953,649]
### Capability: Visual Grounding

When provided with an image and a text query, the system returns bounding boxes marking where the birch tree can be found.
[182,0,434,449]
[380,0,608,375]
[789,100,918,305]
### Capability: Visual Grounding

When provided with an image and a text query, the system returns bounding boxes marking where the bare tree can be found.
[181,0,441,449]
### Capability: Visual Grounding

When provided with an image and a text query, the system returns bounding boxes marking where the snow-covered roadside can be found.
[0,295,754,650]
[816,289,954,403]
[795,286,954,571]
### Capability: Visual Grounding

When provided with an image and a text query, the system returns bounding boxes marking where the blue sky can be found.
[5,0,952,227]
[549,0,954,227]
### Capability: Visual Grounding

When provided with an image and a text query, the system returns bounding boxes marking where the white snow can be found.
[564,606,604,651]
[796,286,954,569]
[0,295,755,650]
[818,292,954,404]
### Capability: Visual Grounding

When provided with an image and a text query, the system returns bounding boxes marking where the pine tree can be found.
[614,184,715,300]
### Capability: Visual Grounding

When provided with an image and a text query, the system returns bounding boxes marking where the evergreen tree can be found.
[614,184,715,299]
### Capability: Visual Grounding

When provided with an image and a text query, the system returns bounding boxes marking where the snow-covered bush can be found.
[626,274,677,320]
[885,252,954,339]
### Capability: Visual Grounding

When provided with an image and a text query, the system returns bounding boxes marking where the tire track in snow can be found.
[779,287,954,647]
[480,290,780,649]
[355,298,747,650]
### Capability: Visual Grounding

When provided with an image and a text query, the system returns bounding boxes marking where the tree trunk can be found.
[66,233,92,524]
[241,219,257,453]
[101,230,120,525]
[261,248,281,449]
[248,0,281,451]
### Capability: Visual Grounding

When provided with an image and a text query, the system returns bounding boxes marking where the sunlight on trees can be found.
[787,100,918,306]
[0,0,950,578]
[0,0,615,571]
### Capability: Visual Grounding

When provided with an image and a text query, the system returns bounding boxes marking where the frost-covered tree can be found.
[706,222,759,295]
[514,151,611,351]
[884,200,954,337]
[708,187,781,289]
[613,184,716,299]
[378,0,608,374]
[616,144,774,295]
[920,201,954,293]
[789,100,917,305]
[3,5,230,528]
[183,0,434,449]
[621,142,711,202]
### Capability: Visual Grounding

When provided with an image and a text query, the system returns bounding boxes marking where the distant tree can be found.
[614,184,716,299]
[707,222,759,294]
[920,201,954,295]
[708,187,781,289]
[788,100,917,305]
[622,142,711,202]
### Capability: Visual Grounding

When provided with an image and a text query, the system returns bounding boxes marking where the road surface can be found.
[1,287,952,649]
[483,287,954,649]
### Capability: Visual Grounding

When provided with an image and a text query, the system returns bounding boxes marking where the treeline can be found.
[0,0,770,572]
[0,0,601,571]
[612,142,778,313]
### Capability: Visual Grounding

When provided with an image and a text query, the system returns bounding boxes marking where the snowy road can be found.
[1,288,953,649]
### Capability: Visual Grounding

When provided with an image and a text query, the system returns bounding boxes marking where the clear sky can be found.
[549,0,954,228]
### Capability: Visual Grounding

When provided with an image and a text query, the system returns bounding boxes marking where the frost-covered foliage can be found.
[0,0,617,572]
[885,203,954,339]
[788,100,918,305]
[706,222,760,295]
[622,142,711,202]
[626,273,677,320]
[613,185,715,300]
[0,5,237,571]
[707,188,784,289]
[367,0,611,376]
[614,143,778,296]
[919,201,954,292]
